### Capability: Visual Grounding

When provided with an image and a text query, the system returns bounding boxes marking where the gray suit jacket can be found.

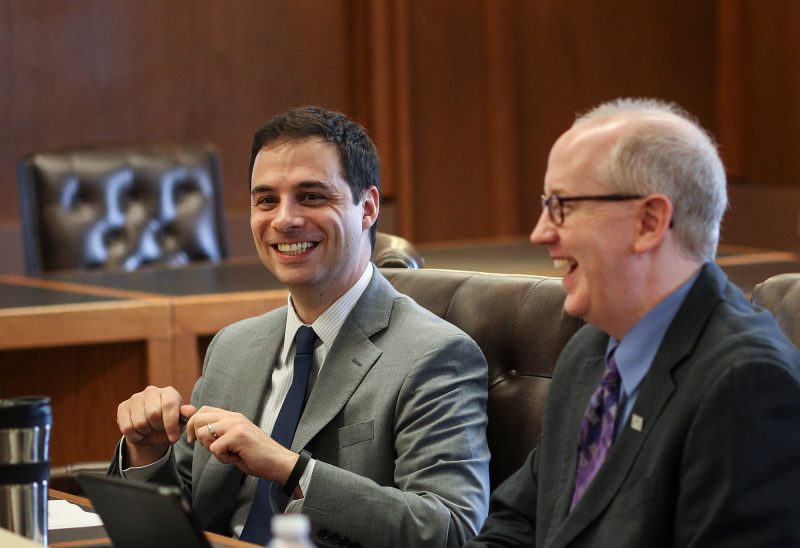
[468,263,800,547]
[114,268,490,547]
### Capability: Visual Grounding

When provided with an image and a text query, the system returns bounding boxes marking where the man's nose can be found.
[529,209,556,245]
[271,200,304,231]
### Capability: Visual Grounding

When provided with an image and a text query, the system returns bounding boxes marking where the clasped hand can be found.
[116,385,298,484]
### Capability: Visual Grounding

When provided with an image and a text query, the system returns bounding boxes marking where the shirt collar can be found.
[281,263,374,365]
[607,271,699,397]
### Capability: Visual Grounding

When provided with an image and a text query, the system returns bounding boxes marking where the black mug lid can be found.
[0,396,52,428]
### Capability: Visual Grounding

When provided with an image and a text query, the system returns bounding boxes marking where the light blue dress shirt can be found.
[608,271,699,436]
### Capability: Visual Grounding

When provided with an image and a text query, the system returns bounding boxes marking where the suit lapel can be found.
[547,264,726,548]
[194,311,286,528]
[292,269,392,451]
[548,360,680,547]
[227,313,286,421]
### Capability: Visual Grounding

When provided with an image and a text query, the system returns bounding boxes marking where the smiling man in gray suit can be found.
[467,98,800,547]
[112,106,490,547]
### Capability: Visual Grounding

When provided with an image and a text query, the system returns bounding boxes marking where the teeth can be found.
[553,258,576,270]
[277,242,315,255]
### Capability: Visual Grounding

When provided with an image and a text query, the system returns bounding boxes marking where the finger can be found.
[207,431,241,463]
[200,421,220,447]
[160,389,184,443]
[185,414,204,444]
[180,404,198,419]
[187,415,216,445]
[117,402,142,443]
[128,392,155,438]
[192,405,225,419]
[142,389,167,436]
[212,445,241,466]
[178,405,197,436]
[200,422,224,448]
[186,406,225,443]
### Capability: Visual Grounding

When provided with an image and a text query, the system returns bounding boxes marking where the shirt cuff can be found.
[284,458,316,513]
[118,437,171,481]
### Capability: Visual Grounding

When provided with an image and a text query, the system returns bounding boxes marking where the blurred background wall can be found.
[2,0,799,274]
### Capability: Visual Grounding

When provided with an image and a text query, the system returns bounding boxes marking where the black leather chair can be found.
[372,232,424,269]
[752,273,800,348]
[382,268,582,488]
[18,143,228,273]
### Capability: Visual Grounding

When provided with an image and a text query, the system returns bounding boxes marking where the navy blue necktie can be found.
[240,326,317,544]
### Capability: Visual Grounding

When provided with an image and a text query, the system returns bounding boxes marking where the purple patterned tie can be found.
[571,349,621,509]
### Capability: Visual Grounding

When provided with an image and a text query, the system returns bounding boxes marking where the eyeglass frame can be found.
[540,194,645,226]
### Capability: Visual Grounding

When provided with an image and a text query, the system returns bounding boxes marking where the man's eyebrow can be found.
[250,180,334,197]
[297,180,338,192]
[250,184,274,197]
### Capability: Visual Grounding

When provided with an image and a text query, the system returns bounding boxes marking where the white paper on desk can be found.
[48,499,104,529]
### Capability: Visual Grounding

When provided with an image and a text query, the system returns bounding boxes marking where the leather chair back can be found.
[752,273,800,348]
[381,268,583,488]
[373,232,424,269]
[18,143,227,273]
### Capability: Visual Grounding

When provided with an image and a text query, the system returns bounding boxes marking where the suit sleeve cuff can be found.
[284,458,316,513]
[118,437,171,480]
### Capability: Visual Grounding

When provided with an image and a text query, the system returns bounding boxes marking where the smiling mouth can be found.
[553,258,577,275]
[275,241,318,255]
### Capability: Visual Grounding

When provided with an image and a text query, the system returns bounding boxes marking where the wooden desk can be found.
[48,489,257,547]
[42,261,289,397]
[0,277,171,466]
[0,263,288,466]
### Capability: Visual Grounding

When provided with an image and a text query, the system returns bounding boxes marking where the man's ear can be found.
[361,186,380,230]
[634,193,673,253]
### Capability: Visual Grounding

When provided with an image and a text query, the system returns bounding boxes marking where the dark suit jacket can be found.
[467,263,800,547]
[111,269,490,548]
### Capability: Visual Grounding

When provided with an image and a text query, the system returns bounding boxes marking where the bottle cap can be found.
[272,513,310,538]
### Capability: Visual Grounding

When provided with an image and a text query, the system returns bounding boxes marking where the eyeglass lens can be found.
[540,196,563,225]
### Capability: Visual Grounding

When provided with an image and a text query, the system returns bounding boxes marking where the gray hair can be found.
[574,98,727,262]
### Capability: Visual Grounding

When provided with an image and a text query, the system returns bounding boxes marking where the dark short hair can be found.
[249,106,380,247]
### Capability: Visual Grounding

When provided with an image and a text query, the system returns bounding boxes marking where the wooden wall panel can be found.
[346,0,415,237]
[407,0,492,242]
[716,0,745,178]
[484,0,522,237]
[392,0,719,242]
[514,0,718,231]
[738,0,800,185]
[2,0,800,254]
[0,0,353,227]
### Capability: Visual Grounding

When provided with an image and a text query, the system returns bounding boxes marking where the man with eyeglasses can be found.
[466,98,800,547]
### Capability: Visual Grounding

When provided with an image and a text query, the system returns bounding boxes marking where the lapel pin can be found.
[630,414,644,432]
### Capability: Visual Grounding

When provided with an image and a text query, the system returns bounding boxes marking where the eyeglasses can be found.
[540,194,644,226]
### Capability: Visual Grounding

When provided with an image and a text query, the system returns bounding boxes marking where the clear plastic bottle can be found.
[268,514,315,548]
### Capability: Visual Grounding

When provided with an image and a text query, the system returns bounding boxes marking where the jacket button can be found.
[328,533,340,544]
[318,529,330,541]
[339,538,350,547]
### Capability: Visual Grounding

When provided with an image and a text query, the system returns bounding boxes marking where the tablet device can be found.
[77,473,212,548]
